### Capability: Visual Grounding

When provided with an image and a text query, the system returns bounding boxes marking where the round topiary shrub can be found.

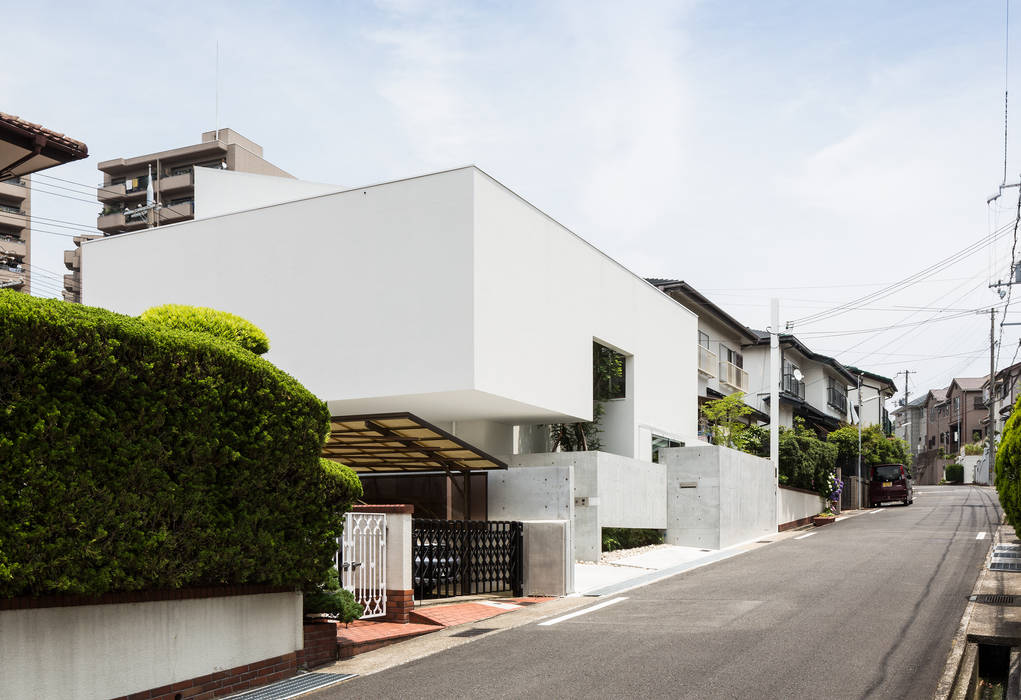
[945,463,964,484]
[0,292,360,598]
[139,303,271,355]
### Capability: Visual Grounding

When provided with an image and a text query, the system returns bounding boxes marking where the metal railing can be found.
[0,204,24,215]
[697,344,718,377]
[412,519,523,599]
[782,373,806,399]
[827,387,847,413]
[719,360,748,391]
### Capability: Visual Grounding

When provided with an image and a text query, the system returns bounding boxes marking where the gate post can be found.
[353,504,415,623]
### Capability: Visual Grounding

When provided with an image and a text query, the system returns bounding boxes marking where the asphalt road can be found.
[317,485,1001,700]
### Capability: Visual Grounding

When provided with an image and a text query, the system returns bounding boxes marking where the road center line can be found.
[794,531,816,540]
[977,532,987,540]
[538,597,628,626]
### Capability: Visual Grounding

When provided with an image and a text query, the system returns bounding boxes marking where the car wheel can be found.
[902,499,909,506]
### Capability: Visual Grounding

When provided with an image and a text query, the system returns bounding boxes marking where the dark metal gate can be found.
[412,519,523,599]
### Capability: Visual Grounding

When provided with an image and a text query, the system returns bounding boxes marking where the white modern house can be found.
[83,166,698,462]
[845,367,896,434]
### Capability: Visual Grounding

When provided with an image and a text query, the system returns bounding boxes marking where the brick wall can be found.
[112,652,297,700]
[385,589,414,623]
[298,619,339,669]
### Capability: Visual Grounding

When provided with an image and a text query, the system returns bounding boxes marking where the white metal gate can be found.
[339,512,387,619]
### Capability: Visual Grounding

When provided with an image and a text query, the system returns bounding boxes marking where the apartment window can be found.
[125,175,148,193]
[170,165,193,176]
[719,345,743,368]
[782,359,805,399]
[974,396,985,410]
[698,331,710,349]
[827,379,847,413]
[168,197,194,207]
[593,342,625,400]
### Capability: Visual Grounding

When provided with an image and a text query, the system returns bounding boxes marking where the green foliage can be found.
[826,424,912,472]
[945,463,964,483]
[303,568,364,622]
[999,396,1021,533]
[700,392,753,449]
[0,292,361,598]
[964,441,986,456]
[778,418,838,492]
[140,303,271,355]
[601,528,664,552]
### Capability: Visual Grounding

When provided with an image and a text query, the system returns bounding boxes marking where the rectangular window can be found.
[698,331,710,349]
[652,435,683,462]
[953,396,960,415]
[827,379,847,413]
[593,342,625,400]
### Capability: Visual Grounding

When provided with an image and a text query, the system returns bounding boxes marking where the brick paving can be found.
[335,596,553,658]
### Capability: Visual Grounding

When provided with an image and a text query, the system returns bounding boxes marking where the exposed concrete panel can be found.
[661,445,776,549]
[0,592,301,700]
[522,520,574,596]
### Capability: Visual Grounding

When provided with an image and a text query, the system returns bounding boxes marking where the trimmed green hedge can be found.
[998,396,1021,531]
[0,292,360,597]
[945,463,964,483]
[140,303,271,355]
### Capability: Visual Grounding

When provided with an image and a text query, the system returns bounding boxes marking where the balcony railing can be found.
[782,373,806,400]
[719,360,749,391]
[697,344,718,377]
[827,387,847,413]
[0,204,24,215]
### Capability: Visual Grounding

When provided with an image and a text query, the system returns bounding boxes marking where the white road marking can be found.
[977,532,988,540]
[869,508,885,514]
[538,597,628,626]
[794,532,816,540]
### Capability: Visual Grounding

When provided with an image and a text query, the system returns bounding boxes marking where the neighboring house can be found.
[81,165,699,468]
[63,129,293,302]
[982,361,1021,438]
[945,377,988,453]
[892,395,927,458]
[743,332,854,433]
[0,112,89,295]
[648,279,768,439]
[845,366,897,435]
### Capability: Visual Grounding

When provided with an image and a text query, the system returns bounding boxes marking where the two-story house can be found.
[945,377,988,453]
[648,280,768,438]
[982,362,1021,438]
[892,395,927,458]
[742,332,854,434]
[845,367,897,435]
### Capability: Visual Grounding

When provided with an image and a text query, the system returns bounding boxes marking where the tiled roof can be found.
[0,112,88,155]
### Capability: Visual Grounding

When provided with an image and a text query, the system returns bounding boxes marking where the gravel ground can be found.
[598,543,672,565]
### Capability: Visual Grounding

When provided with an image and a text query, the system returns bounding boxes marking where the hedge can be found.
[139,303,271,355]
[945,463,964,484]
[998,394,1021,533]
[0,292,360,597]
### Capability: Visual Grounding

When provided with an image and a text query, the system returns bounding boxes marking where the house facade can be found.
[649,280,767,439]
[983,362,1021,438]
[892,395,927,458]
[846,367,896,435]
[945,377,988,452]
[742,333,854,433]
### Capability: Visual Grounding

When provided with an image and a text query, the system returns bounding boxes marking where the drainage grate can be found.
[224,672,355,700]
[971,594,1021,605]
[989,561,1021,572]
[995,544,1021,552]
[449,627,496,638]
[993,551,1021,559]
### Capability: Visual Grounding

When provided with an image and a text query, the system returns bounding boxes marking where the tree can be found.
[826,424,912,477]
[997,394,1021,534]
[549,342,623,451]
[778,418,838,491]
[700,392,753,449]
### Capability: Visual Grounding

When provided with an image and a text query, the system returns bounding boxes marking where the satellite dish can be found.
[793,368,804,382]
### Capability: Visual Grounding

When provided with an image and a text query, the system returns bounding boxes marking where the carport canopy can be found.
[322,412,507,474]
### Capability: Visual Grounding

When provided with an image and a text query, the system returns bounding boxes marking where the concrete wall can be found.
[961,455,983,484]
[0,591,302,700]
[194,168,342,219]
[83,166,699,457]
[778,486,824,527]
[660,445,776,549]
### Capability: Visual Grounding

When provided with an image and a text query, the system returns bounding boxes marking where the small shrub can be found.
[140,303,270,355]
[303,569,364,622]
[945,463,964,483]
[601,528,664,552]
[964,442,986,456]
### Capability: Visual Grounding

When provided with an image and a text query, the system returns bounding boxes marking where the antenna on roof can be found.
[214,40,220,142]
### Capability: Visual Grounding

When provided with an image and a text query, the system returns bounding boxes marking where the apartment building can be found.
[648,279,767,439]
[0,175,31,294]
[63,129,291,301]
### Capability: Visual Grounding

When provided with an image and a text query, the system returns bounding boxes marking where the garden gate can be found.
[339,512,387,618]
[412,519,523,599]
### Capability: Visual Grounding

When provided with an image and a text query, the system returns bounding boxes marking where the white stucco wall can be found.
[83,166,699,457]
[0,591,302,700]
[778,486,824,526]
[193,168,343,219]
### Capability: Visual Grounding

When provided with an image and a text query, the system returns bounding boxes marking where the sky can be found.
[3,0,1019,406]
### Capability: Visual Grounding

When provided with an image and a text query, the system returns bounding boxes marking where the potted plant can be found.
[812,472,843,526]
[812,506,837,526]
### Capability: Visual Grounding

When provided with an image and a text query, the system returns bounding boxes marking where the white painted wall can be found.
[778,486,824,526]
[193,168,343,219]
[84,166,699,457]
[0,592,301,700]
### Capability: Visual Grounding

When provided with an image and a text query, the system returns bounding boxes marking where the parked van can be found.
[868,463,913,507]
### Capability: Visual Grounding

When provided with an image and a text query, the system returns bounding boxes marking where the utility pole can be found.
[895,368,915,446]
[856,373,863,509]
[990,308,998,480]
[770,299,780,522]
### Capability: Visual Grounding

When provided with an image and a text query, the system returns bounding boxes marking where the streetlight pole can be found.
[857,373,863,509]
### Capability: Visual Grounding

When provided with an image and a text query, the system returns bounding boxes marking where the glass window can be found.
[652,435,683,462]
[593,342,625,400]
[698,331,710,349]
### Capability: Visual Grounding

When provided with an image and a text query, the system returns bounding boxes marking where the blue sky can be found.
[3,0,1017,400]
